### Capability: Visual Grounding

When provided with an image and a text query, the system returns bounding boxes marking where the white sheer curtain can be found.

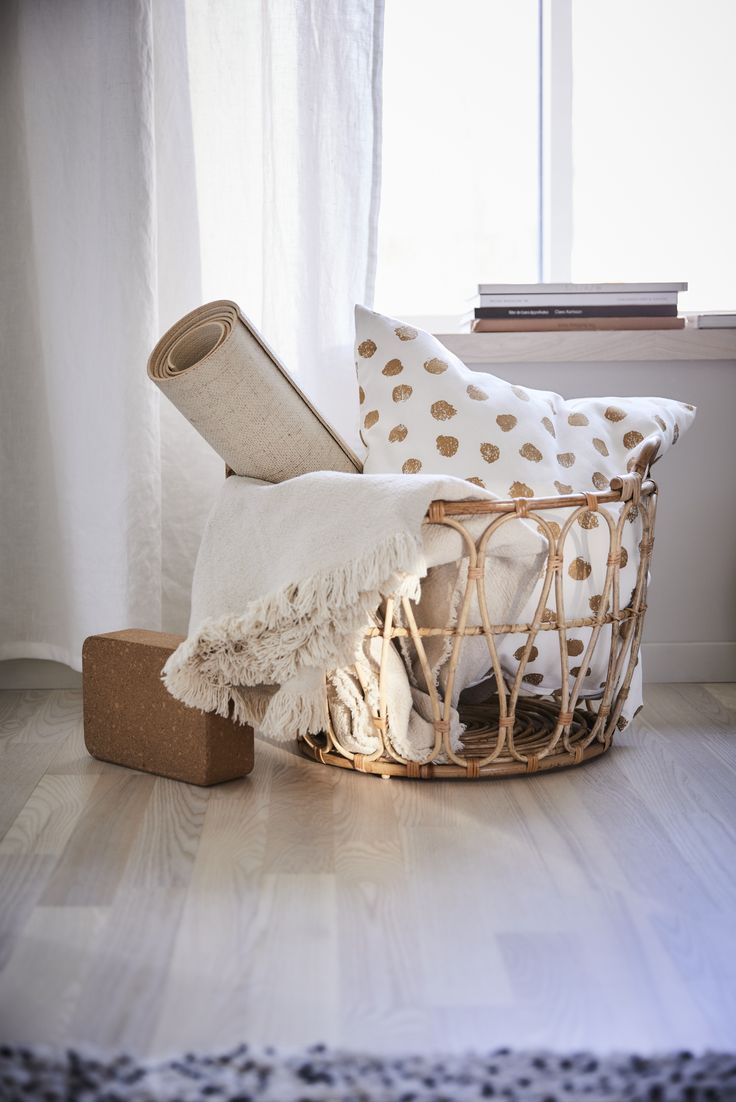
[0,0,383,669]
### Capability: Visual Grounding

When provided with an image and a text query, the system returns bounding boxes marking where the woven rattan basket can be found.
[298,436,660,780]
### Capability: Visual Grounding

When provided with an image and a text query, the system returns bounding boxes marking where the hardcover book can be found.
[477,281,687,295]
[474,305,678,319]
[471,316,685,333]
[478,292,679,307]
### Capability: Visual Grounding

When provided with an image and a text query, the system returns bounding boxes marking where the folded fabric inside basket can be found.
[162,471,547,761]
[148,300,361,481]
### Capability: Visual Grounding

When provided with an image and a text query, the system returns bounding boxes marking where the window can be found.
[374,0,540,326]
[570,0,736,312]
[375,0,736,323]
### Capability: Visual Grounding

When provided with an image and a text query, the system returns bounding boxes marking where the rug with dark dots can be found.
[0,1044,734,1102]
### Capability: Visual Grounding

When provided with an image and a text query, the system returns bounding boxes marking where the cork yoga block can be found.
[82,629,254,786]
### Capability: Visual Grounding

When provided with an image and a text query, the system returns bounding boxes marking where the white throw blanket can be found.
[163,472,546,758]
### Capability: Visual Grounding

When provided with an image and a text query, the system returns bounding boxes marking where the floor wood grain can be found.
[0,691,83,837]
[0,685,734,1056]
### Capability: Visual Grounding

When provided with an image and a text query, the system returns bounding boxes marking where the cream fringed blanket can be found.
[163,472,546,760]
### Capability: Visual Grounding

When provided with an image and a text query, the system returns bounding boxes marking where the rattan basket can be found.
[298,437,660,780]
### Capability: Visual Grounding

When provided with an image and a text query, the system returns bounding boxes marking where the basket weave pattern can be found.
[298,442,659,781]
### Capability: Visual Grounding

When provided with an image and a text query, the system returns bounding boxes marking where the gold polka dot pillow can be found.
[355,305,695,492]
[356,306,696,726]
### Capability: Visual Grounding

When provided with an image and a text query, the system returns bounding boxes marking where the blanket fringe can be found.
[162,529,424,727]
[258,685,329,740]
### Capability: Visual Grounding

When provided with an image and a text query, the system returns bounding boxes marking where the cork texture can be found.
[82,629,254,786]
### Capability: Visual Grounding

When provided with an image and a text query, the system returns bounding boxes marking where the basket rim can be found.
[424,477,656,518]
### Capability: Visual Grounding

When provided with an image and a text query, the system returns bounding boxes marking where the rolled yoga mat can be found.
[147,300,362,482]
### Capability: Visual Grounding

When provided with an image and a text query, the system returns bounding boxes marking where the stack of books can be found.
[471,282,687,332]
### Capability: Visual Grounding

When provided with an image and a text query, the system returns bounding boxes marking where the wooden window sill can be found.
[435,328,736,364]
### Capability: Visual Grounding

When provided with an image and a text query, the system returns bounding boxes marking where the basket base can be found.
[297,696,613,780]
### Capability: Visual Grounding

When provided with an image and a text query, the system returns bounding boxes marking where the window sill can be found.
[436,328,736,364]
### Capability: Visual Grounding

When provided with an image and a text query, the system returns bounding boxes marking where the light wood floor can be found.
[0,683,735,1057]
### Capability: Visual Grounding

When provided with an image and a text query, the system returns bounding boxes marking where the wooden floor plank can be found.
[703,682,736,713]
[643,683,736,779]
[0,691,83,838]
[40,772,156,907]
[119,776,210,892]
[261,750,337,874]
[0,774,101,857]
[614,720,736,915]
[67,887,189,1052]
[150,749,276,1055]
[238,871,340,1048]
[0,854,58,972]
[335,877,431,1051]
[45,713,108,777]
[0,906,108,1046]
[571,746,723,921]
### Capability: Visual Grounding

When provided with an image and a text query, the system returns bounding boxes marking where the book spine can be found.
[477,282,688,294]
[478,292,678,307]
[474,305,677,319]
[471,317,686,333]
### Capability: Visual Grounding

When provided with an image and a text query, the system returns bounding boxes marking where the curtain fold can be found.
[0,0,163,670]
[0,0,383,668]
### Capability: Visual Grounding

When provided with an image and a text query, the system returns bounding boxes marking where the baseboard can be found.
[1,645,734,692]
[641,641,736,683]
[0,659,82,690]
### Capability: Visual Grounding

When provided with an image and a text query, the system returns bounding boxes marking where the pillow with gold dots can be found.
[355,305,695,495]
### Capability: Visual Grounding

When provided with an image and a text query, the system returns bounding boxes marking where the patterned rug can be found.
[1,1043,735,1101]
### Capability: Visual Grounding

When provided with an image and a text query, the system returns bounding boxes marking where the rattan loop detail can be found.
[467,566,485,579]
[525,754,540,773]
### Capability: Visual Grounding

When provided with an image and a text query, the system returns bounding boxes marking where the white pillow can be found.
[355,305,694,493]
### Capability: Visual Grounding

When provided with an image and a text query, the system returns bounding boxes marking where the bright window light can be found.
[374,0,540,324]
[570,0,736,312]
